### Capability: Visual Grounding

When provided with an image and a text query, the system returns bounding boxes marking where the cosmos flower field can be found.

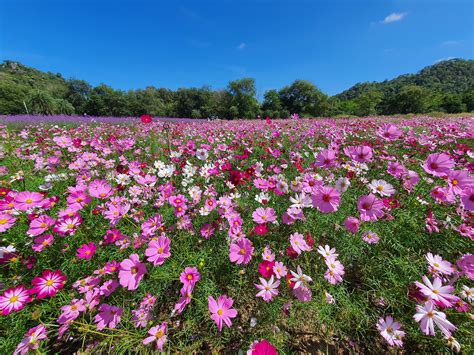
[0,116,473,354]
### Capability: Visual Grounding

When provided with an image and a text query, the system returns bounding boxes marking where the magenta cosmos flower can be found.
[250,339,277,355]
[13,191,44,211]
[119,254,147,290]
[88,179,114,199]
[31,270,67,299]
[457,254,474,280]
[208,295,238,331]
[76,242,97,260]
[27,215,55,237]
[460,187,474,211]
[344,145,373,163]
[14,324,48,355]
[312,186,341,213]
[315,149,337,168]
[143,322,168,350]
[0,285,32,315]
[423,153,455,177]
[145,236,171,266]
[32,234,54,253]
[252,207,277,224]
[179,267,201,288]
[94,303,123,330]
[344,216,360,234]
[229,237,254,265]
[357,194,384,221]
[0,213,16,233]
[378,123,403,141]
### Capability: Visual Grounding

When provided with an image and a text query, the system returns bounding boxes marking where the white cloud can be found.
[237,43,247,50]
[441,40,463,46]
[382,12,407,24]
[434,57,456,63]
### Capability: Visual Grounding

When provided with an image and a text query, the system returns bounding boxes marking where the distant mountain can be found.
[336,59,474,101]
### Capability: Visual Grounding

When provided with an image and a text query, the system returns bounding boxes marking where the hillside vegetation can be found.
[1,59,473,118]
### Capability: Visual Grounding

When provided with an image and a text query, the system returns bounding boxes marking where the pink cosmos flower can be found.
[252,207,277,224]
[423,153,455,177]
[76,242,97,260]
[54,215,82,235]
[344,216,360,234]
[273,261,288,279]
[290,232,312,254]
[255,276,280,302]
[208,295,238,331]
[229,237,254,265]
[31,269,67,299]
[0,285,32,315]
[315,149,337,168]
[457,254,474,280]
[13,191,44,211]
[387,161,407,178]
[14,324,47,355]
[344,145,373,163]
[378,123,403,141]
[94,304,123,330]
[460,187,474,211]
[413,302,456,337]
[58,299,86,324]
[0,213,16,233]
[143,322,168,350]
[145,236,171,266]
[312,186,341,213]
[357,194,384,221]
[415,276,460,308]
[88,179,114,199]
[27,215,55,237]
[180,267,201,289]
[99,280,119,297]
[448,170,474,195]
[32,234,54,252]
[377,316,405,347]
[362,231,380,244]
[119,254,147,290]
[141,214,164,236]
[324,257,345,284]
[425,253,454,275]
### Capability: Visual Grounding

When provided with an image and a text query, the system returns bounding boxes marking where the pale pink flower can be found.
[119,254,147,290]
[413,302,456,336]
[208,295,238,331]
[255,276,280,302]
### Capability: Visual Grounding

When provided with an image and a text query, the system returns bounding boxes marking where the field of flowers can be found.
[0,116,473,354]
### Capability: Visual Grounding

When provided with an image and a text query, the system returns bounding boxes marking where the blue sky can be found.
[1,0,473,97]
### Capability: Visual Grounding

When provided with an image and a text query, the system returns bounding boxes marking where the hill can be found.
[336,59,474,101]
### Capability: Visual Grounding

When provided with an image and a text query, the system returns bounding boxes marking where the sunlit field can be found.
[0,116,473,354]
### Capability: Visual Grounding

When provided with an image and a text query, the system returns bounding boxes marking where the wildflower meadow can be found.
[0,115,473,354]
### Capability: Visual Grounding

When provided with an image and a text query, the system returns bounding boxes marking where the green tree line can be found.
[1,59,473,118]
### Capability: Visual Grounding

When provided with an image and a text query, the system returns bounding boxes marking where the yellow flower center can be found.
[25,198,33,204]
[217,309,223,315]
[0,219,7,225]
[9,296,19,303]
[46,280,54,286]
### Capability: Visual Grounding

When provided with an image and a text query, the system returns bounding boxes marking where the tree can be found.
[392,85,431,114]
[262,89,282,118]
[0,81,29,114]
[65,79,92,114]
[279,80,328,117]
[27,90,56,115]
[441,93,466,113]
[55,99,75,115]
[355,90,383,116]
[226,78,259,119]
